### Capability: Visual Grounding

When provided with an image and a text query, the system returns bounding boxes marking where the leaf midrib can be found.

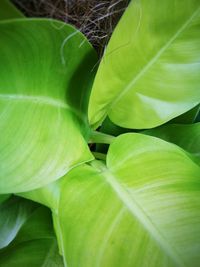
[0,93,86,123]
[0,94,69,109]
[92,161,187,267]
[109,6,200,110]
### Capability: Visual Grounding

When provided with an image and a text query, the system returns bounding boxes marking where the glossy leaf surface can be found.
[0,198,64,266]
[89,0,200,129]
[21,134,200,267]
[0,0,23,20]
[0,19,97,193]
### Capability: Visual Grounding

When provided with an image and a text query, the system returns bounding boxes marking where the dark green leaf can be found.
[144,123,200,158]
[0,0,24,20]
[0,199,64,266]
[0,194,11,204]
[0,196,37,249]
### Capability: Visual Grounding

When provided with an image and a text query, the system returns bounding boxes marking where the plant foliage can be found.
[0,0,200,266]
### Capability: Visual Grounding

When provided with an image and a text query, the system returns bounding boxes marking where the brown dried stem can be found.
[12,0,129,56]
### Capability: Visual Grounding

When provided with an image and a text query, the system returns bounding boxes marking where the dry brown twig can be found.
[12,0,129,56]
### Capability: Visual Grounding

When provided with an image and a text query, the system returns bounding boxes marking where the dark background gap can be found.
[12,0,130,56]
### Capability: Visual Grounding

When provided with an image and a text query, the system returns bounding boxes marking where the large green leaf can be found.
[0,196,37,249]
[20,133,200,267]
[0,198,64,266]
[144,122,200,158]
[0,0,23,20]
[89,0,200,129]
[0,19,97,193]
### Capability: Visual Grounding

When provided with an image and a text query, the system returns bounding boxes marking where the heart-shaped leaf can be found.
[0,19,97,193]
[89,0,200,129]
[0,0,23,20]
[0,197,64,266]
[20,133,200,267]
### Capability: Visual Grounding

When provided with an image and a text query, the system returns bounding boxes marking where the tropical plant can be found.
[0,0,200,266]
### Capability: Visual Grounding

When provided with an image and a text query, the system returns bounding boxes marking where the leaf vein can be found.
[110,6,200,109]
[92,161,187,267]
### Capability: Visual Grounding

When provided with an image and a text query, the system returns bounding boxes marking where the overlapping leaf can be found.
[89,0,200,129]
[170,105,200,124]
[0,197,64,266]
[0,19,97,193]
[144,122,200,158]
[20,133,200,267]
[97,118,200,156]
[1,1,200,266]
[0,196,37,249]
[0,0,23,20]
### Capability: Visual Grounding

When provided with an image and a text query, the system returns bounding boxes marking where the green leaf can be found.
[20,133,200,267]
[0,196,37,249]
[95,117,133,154]
[18,181,62,212]
[89,0,200,129]
[196,110,200,122]
[169,105,200,124]
[143,122,200,159]
[97,105,200,142]
[0,19,97,193]
[0,198,64,266]
[17,182,64,254]
[100,117,133,137]
[0,194,11,204]
[0,0,24,20]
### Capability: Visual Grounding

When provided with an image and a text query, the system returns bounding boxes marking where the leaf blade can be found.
[143,122,200,158]
[28,134,200,267]
[0,198,64,266]
[0,0,24,20]
[0,19,97,193]
[0,196,37,249]
[89,0,200,129]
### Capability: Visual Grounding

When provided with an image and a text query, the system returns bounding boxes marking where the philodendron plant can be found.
[0,0,200,266]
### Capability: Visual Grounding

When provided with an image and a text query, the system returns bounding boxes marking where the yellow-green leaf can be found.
[0,19,97,193]
[89,0,200,129]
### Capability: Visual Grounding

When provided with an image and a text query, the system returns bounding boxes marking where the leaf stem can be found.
[89,131,115,144]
